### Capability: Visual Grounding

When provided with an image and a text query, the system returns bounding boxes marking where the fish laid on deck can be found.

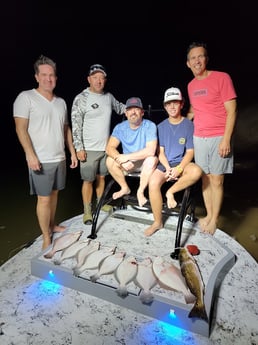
[152,256,196,304]
[43,231,83,259]
[179,247,208,321]
[72,240,100,273]
[134,257,157,304]
[90,251,126,282]
[73,245,116,277]
[53,239,90,265]
[115,256,138,298]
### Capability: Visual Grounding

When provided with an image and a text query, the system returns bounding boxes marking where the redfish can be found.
[179,247,208,321]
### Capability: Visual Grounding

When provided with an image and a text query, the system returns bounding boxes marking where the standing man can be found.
[186,42,237,235]
[13,55,78,249]
[105,97,158,207]
[71,64,125,225]
[144,87,202,237]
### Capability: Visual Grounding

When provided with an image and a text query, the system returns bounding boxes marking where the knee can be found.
[144,156,158,169]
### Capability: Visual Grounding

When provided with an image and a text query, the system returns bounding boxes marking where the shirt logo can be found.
[193,89,207,97]
[91,103,99,109]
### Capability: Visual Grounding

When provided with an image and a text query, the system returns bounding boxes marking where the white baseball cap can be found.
[163,87,183,103]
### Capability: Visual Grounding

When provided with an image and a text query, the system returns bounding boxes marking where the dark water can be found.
[1,153,257,265]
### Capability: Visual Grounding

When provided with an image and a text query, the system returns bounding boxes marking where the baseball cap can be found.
[125,97,143,109]
[163,87,183,103]
[88,64,107,77]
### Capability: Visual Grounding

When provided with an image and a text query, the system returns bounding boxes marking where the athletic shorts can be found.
[80,151,108,181]
[193,136,233,174]
[29,160,66,196]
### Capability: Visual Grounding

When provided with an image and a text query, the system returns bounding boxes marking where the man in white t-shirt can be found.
[13,55,78,249]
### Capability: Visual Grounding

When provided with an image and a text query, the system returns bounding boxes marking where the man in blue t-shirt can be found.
[144,87,202,237]
[106,97,158,207]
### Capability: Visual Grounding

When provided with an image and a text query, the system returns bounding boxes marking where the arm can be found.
[14,117,41,171]
[186,105,194,120]
[114,139,157,165]
[219,99,237,157]
[64,124,78,168]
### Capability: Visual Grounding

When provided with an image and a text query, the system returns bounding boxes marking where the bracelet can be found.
[175,164,183,174]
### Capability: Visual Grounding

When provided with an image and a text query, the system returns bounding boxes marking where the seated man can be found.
[144,87,202,237]
[106,97,158,207]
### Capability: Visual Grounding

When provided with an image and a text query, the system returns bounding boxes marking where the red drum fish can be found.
[73,245,116,277]
[115,256,138,298]
[179,247,208,321]
[90,251,126,282]
[44,231,83,259]
[53,239,90,265]
[134,257,157,304]
[152,256,196,304]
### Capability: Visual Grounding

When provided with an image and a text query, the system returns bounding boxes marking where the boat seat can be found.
[87,172,197,259]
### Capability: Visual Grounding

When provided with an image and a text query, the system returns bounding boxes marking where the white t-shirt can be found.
[13,89,68,163]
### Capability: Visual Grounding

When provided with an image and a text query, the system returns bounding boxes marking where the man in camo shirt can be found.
[71,64,125,224]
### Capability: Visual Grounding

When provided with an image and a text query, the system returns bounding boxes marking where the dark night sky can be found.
[1,1,258,161]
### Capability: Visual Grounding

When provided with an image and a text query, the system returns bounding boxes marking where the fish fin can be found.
[90,274,99,282]
[116,286,128,298]
[188,301,208,321]
[73,268,81,277]
[184,291,197,304]
[139,291,154,305]
[43,251,54,259]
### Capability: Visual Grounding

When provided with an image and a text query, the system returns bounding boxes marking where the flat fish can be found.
[179,247,208,321]
[134,257,157,304]
[73,245,116,277]
[44,230,83,259]
[53,239,90,265]
[73,241,100,272]
[115,256,138,298]
[90,251,126,282]
[152,256,196,304]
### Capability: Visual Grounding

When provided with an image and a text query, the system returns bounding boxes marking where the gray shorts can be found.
[29,160,66,196]
[80,151,108,181]
[193,136,233,174]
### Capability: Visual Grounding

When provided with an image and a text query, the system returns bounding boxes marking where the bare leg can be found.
[82,180,94,205]
[37,195,53,250]
[166,163,202,209]
[49,190,66,233]
[95,174,105,200]
[137,156,158,207]
[201,174,224,235]
[144,169,165,236]
[106,157,131,199]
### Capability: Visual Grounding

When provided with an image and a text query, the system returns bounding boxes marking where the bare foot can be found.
[166,192,177,208]
[137,190,148,207]
[112,188,131,200]
[53,225,66,233]
[198,217,210,231]
[144,222,163,236]
[202,221,217,235]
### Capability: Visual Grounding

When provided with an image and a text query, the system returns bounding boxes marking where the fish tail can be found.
[188,301,208,321]
[53,259,61,265]
[116,286,128,298]
[73,268,81,277]
[139,291,154,305]
[43,251,54,259]
[90,273,99,282]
